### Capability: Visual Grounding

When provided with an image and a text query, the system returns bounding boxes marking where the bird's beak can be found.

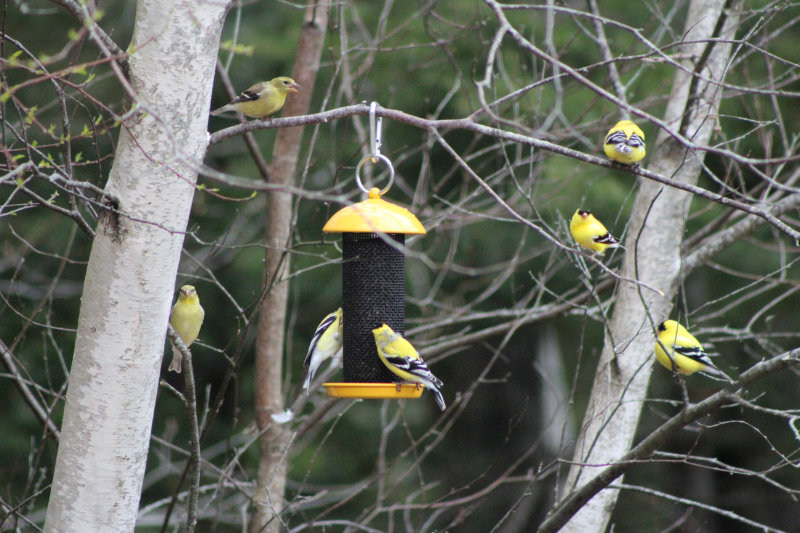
[288,82,300,94]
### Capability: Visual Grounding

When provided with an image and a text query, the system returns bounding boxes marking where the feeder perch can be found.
[322,104,426,399]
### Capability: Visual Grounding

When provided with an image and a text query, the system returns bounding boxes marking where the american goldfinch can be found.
[211,76,300,118]
[604,120,646,165]
[570,209,621,254]
[372,324,446,411]
[655,320,727,378]
[168,285,205,373]
[303,308,343,392]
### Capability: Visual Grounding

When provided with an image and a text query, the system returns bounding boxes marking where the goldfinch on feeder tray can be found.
[211,76,300,118]
[570,209,622,254]
[604,120,646,165]
[655,320,730,380]
[372,324,446,410]
[168,285,205,373]
[304,308,343,392]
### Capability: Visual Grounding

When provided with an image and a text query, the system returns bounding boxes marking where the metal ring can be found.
[355,153,395,195]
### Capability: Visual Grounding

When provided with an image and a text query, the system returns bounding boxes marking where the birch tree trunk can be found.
[250,3,328,532]
[43,0,228,531]
[560,1,740,531]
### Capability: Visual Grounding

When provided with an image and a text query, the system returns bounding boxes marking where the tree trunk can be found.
[560,1,740,531]
[250,3,328,532]
[43,0,228,531]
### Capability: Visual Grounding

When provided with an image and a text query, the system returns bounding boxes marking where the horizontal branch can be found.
[208,103,800,240]
[419,277,616,357]
[681,193,800,277]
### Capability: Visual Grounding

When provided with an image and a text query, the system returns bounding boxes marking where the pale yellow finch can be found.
[211,76,300,118]
[168,285,205,373]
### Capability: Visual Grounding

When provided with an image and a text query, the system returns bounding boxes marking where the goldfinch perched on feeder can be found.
[168,285,205,373]
[655,320,730,380]
[372,324,446,411]
[604,120,646,165]
[303,308,343,392]
[211,76,300,118]
[570,209,621,254]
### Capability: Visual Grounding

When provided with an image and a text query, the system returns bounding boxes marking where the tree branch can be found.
[251,2,329,532]
[538,348,800,533]
[166,325,202,532]
[0,338,61,440]
[208,104,800,241]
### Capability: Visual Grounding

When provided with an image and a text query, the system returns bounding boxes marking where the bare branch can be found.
[540,349,800,533]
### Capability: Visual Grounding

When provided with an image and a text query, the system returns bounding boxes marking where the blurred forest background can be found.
[2,0,800,531]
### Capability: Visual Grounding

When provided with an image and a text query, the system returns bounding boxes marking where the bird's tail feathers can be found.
[702,364,735,383]
[615,143,633,154]
[414,370,445,410]
[303,349,342,394]
[210,105,230,116]
[168,347,182,373]
[595,233,621,247]
[406,359,443,388]
[429,387,446,411]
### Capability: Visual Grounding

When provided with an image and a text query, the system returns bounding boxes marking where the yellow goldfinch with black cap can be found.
[570,209,621,254]
[211,76,300,118]
[604,120,646,165]
[168,285,205,373]
[303,308,343,392]
[372,324,446,411]
[655,320,730,380]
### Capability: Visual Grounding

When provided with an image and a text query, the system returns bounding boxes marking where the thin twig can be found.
[0,339,61,440]
[166,325,202,532]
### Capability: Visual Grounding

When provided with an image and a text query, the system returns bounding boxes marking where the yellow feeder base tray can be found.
[324,382,425,399]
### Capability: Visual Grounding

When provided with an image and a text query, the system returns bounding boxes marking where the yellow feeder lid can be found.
[323,382,425,399]
[323,188,426,235]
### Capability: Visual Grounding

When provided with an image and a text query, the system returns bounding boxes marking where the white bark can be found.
[560,1,740,531]
[44,0,228,531]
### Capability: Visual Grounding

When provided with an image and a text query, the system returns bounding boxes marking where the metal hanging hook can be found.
[369,101,382,162]
[356,102,394,195]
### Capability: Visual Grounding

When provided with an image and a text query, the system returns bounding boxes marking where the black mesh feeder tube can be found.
[321,186,427,399]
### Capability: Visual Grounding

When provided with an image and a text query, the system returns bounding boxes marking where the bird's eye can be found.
[283,80,290,85]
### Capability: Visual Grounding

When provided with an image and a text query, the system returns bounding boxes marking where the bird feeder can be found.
[322,103,426,399]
